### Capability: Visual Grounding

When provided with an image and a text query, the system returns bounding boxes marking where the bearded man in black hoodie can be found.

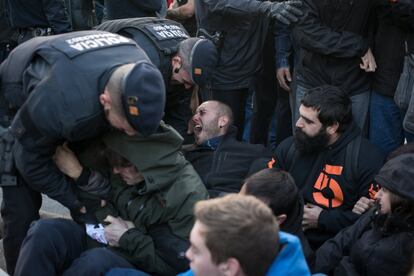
[275,85,385,250]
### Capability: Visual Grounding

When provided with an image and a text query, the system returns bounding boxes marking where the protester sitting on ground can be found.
[275,85,385,249]
[240,168,314,264]
[314,154,414,276]
[352,143,414,215]
[184,101,273,197]
[14,123,208,276]
[180,194,311,276]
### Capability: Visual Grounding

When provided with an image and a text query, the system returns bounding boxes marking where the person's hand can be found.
[352,196,374,215]
[270,0,303,25]
[276,67,292,91]
[53,142,83,180]
[360,48,377,72]
[104,216,134,247]
[303,203,323,231]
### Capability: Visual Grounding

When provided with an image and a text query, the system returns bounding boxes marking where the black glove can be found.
[69,199,99,224]
[76,168,111,200]
[270,0,303,25]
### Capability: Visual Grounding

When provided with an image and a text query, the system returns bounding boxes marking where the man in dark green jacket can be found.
[14,122,208,276]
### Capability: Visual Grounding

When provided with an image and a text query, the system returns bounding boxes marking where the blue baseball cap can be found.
[122,61,166,136]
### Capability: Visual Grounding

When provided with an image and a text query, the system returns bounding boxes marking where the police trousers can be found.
[1,180,41,275]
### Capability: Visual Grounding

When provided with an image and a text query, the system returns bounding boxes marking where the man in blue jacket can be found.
[182,194,310,276]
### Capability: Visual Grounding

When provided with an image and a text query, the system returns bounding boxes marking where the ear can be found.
[326,121,339,135]
[172,55,182,71]
[99,90,111,109]
[276,214,287,226]
[218,116,229,129]
[218,258,242,276]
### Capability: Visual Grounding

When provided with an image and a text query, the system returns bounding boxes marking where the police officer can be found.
[97,17,218,141]
[0,30,166,275]
[5,0,72,44]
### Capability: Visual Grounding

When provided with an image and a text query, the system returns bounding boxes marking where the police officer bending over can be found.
[0,30,166,275]
[97,17,218,140]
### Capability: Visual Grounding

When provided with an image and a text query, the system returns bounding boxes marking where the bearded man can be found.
[274,85,384,250]
[183,100,273,197]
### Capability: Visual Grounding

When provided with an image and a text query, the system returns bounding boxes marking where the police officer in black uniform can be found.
[5,0,72,44]
[0,30,166,275]
[194,0,303,140]
[97,17,218,141]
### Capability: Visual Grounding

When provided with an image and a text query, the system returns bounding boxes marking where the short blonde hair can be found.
[194,194,279,276]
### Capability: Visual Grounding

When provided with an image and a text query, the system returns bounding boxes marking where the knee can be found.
[68,248,132,274]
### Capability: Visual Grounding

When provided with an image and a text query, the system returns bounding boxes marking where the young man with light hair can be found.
[184,194,279,276]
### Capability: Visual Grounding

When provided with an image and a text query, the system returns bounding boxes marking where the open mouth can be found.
[194,124,203,135]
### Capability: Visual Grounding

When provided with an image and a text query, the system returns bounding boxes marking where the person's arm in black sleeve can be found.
[390,0,414,29]
[292,0,369,58]
[201,0,302,24]
[13,139,81,210]
[314,210,372,274]
[42,0,72,33]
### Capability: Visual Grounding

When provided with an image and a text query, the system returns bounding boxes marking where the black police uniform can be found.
[0,30,151,275]
[0,0,17,63]
[5,0,72,43]
[194,0,273,140]
[97,18,194,141]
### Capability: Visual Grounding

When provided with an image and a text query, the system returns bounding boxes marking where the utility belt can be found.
[0,125,17,187]
[18,27,53,44]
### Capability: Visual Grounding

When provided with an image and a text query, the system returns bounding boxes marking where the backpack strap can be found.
[345,135,361,185]
[285,141,297,170]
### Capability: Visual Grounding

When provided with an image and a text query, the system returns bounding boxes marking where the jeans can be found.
[369,92,414,156]
[14,219,134,276]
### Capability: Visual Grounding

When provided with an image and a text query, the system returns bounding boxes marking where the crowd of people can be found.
[0,0,414,275]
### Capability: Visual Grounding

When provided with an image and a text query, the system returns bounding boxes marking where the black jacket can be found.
[195,0,272,90]
[372,1,414,97]
[314,209,414,276]
[292,0,376,95]
[5,0,72,33]
[0,31,150,211]
[275,123,385,248]
[184,127,273,196]
[105,0,163,20]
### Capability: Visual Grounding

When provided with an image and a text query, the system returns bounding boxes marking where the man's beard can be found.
[294,126,330,154]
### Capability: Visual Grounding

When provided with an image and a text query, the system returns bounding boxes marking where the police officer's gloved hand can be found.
[270,0,303,25]
[76,169,111,200]
[70,200,98,224]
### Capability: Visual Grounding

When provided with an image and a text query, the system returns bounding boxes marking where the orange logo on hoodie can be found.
[313,164,344,208]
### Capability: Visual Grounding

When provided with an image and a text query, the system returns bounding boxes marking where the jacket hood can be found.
[327,121,360,154]
[103,121,186,194]
[267,232,311,276]
[375,153,414,201]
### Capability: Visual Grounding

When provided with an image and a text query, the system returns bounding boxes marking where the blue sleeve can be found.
[275,23,292,69]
